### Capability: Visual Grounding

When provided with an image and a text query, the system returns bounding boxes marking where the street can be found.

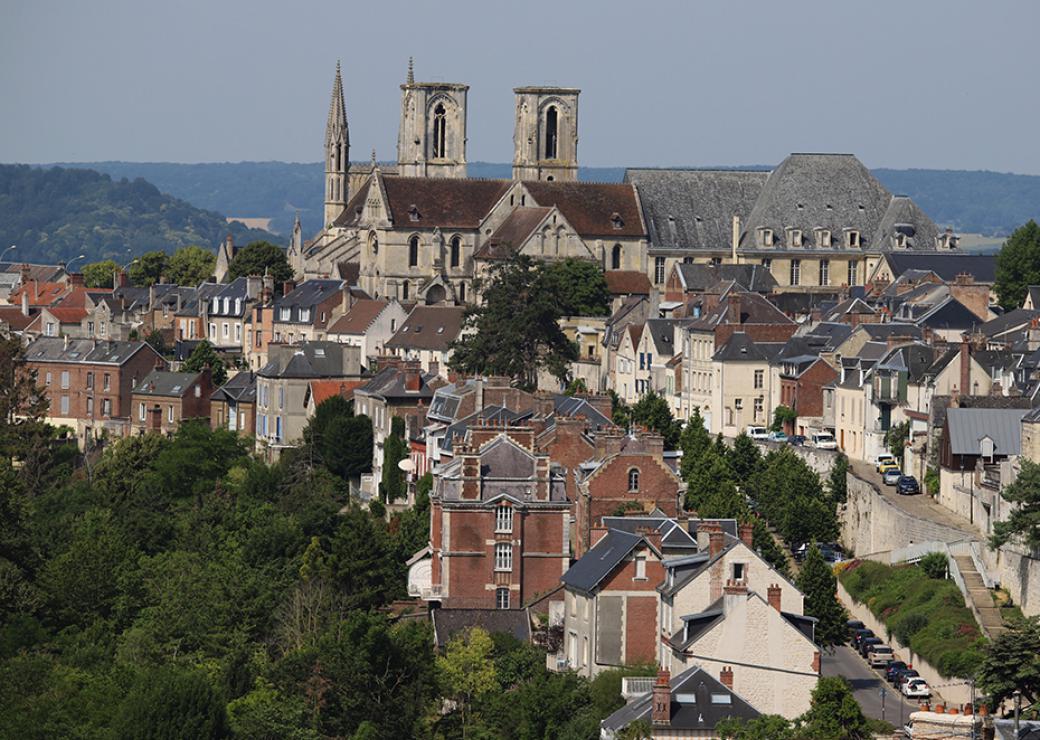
[822,646,918,727]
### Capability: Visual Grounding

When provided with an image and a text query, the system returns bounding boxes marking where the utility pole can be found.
[880,685,886,724]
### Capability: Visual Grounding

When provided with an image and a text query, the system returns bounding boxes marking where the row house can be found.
[204,276,262,352]
[383,304,467,375]
[22,337,164,444]
[0,262,67,304]
[271,279,347,344]
[708,333,783,436]
[325,298,409,368]
[772,333,840,436]
[614,319,677,405]
[210,371,257,438]
[130,369,213,436]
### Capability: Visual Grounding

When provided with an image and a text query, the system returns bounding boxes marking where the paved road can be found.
[822,646,917,727]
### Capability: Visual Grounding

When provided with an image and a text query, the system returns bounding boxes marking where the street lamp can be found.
[0,245,16,263]
[65,254,87,272]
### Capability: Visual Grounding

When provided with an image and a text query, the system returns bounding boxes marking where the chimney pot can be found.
[719,666,733,689]
[652,669,671,727]
[709,529,725,557]
[767,583,782,612]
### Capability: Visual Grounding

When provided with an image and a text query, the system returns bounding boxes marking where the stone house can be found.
[271,279,346,344]
[210,371,257,437]
[131,369,213,436]
[708,333,783,436]
[325,298,409,368]
[383,305,466,375]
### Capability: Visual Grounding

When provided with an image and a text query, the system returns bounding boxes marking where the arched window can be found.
[611,244,622,270]
[432,103,447,159]
[401,281,409,301]
[369,232,378,256]
[545,106,559,159]
[409,235,419,267]
[450,236,461,268]
[458,282,466,302]
[628,468,640,492]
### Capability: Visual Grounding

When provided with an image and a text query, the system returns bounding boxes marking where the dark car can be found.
[847,619,865,636]
[896,476,921,495]
[896,669,921,689]
[885,661,908,682]
[859,636,883,658]
[788,435,806,447]
[851,628,874,649]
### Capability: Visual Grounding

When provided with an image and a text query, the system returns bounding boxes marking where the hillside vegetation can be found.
[0,165,279,266]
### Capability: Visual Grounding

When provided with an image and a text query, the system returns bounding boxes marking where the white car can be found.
[746,426,769,440]
[811,433,838,450]
[901,678,931,699]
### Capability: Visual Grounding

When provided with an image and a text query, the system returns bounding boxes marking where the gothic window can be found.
[611,244,622,270]
[369,233,379,255]
[628,468,640,492]
[545,106,559,159]
[401,282,410,301]
[450,236,461,268]
[409,235,419,267]
[458,282,466,302]
[432,103,447,159]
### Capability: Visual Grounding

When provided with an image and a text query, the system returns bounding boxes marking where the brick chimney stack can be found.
[636,526,662,553]
[709,529,725,558]
[403,361,422,392]
[651,669,671,726]
[767,583,782,612]
[738,522,754,549]
[959,334,970,396]
[719,666,733,690]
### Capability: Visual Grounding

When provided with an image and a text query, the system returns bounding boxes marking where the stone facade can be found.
[512,87,579,182]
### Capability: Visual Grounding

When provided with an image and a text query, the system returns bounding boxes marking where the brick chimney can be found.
[959,334,970,396]
[723,579,747,596]
[767,583,782,612]
[282,280,296,296]
[636,526,663,553]
[738,522,754,549]
[719,666,733,690]
[651,669,671,726]
[695,520,721,552]
[69,272,84,287]
[728,293,743,325]
[709,529,725,558]
[403,361,422,392]
[590,525,609,548]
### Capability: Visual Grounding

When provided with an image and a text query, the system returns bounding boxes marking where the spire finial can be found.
[326,61,348,144]
[371,148,377,167]
[407,56,414,85]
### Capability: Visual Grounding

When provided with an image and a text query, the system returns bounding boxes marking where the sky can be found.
[2,0,1039,174]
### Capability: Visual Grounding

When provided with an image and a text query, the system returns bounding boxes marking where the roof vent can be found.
[610,212,624,230]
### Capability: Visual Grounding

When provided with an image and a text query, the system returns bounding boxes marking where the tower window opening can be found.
[432,103,447,159]
[409,236,419,268]
[545,106,559,159]
[611,244,622,270]
[450,236,461,268]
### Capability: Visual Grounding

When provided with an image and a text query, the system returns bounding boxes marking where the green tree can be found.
[826,453,849,505]
[227,678,319,740]
[749,449,837,546]
[129,250,169,286]
[181,340,228,386]
[919,552,949,580]
[564,377,588,396]
[449,255,578,389]
[167,245,217,286]
[329,505,399,610]
[797,544,848,650]
[798,676,871,740]
[716,715,795,739]
[303,397,373,481]
[977,615,1040,707]
[729,432,763,486]
[995,219,1040,309]
[610,390,630,428]
[991,458,1040,551]
[113,667,228,739]
[630,390,681,449]
[0,336,49,456]
[771,404,797,433]
[145,328,167,356]
[437,627,497,739]
[678,408,713,481]
[82,259,119,288]
[227,241,293,284]
[380,416,407,503]
[885,421,910,456]
[540,258,611,316]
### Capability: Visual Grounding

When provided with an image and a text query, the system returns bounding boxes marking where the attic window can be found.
[611,213,624,230]
[894,233,908,249]
[437,326,444,334]
[845,229,860,248]
[815,228,832,248]
[757,228,773,247]
[711,694,732,705]
[414,325,423,333]
[408,204,420,222]
[796,203,804,210]
[825,204,833,211]
[787,228,803,248]
[314,348,325,357]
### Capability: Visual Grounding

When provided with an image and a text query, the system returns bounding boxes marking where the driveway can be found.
[822,646,919,726]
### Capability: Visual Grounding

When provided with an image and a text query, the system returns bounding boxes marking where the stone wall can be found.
[980,543,1040,618]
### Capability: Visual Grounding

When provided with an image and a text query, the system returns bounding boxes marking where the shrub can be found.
[919,552,949,580]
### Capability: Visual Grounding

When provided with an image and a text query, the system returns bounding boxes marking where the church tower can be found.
[397,58,469,178]
[324,62,349,227]
[512,87,580,182]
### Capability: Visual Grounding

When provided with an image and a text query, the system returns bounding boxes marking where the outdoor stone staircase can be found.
[953,555,1006,638]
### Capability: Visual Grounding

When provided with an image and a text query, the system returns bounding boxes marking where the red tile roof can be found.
[524,181,645,238]
[46,306,88,323]
[604,270,652,296]
[0,306,34,331]
[327,298,389,335]
[475,207,551,260]
[309,379,364,407]
[9,281,68,307]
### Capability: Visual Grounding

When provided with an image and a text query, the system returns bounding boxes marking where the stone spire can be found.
[326,60,348,146]
[407,56,414,85]
[324,61,350,227]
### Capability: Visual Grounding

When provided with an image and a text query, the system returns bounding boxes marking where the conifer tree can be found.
[797,543,848,649]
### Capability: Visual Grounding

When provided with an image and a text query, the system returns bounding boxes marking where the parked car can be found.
[846,619,865,633]
[878,460,900,474]
[859,636,883,658]
[820,545,846,564]
[896,669,921,689]
[902,678,931,699]
[890,665,916,686]
[885,661,909,683]
[896,475,920,495]
[788,434,806,447]
[768,430,788,443]
[851,628,874,650]
[868,645,895,667]
[746,426,769,440]
[811,432,838,450]
[875,454,897,472]
[883,468,903,485]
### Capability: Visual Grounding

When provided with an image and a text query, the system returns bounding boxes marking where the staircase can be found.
[953,555,1006,638]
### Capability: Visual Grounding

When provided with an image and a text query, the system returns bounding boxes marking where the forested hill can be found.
[0,165,280,266]
[56,160,1040,241]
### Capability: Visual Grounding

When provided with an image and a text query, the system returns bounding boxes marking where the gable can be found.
[479,435,535,478]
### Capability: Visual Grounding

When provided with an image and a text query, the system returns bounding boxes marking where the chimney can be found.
[651,669,671,727]
[262,271,274,304]
[767,583,782,612]
[282,280,296,296]
[20,263,30,285]
[738,522,754,549]
[63,334,69,350]
[404,362,422,392]
[246,275,261,301]
[69,272,84,287]
[709,529,725,558]
[959,334,970,396]
[695,521,720,552]
[148,283,156,310]
[723,579,747,613]
[20,289,28,317]
[728,293,742,325]
[719,666,733,690]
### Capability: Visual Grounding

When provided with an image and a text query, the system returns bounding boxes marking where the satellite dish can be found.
[398,458,415,473]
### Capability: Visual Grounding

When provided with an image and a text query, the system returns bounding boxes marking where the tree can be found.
[991,458,1040,551]
[919,552,949,580]
[995,219,1040,309]
[610,390,630,428]
[167,245,217,286]
[380,416,407,503]
[181,340,228,386]
[449,255,578,389]
[129,250,169,286]
[729,432,763,486]
[826,453,849,505]
[717,715,795,739]
[630,390,681,449]
[885,421,910,456]
[0,336,49,456]
[771,404,797,433]
[82,259,119,288]
[797,544,848,650]
[540,258,611,316]
[113,667,228,739]
[437,627,497,739]
[145,328,166,356]
[227,678,319,740]
[564,377,587,396]
[977,615,1040,707]
[798,676,871,740]
[303,397,373,481]
[678,408,712,481]
[227,241,293,283]
[329,505,399,610]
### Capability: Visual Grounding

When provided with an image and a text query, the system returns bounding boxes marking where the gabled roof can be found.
[561,529,646,595]
[524,181,645,238]
[327,298,389,335]
[946,407,1029,457]
[24,337,158,366]
[379,176,513,229]
[599,515,697,550]
[643,318,676,357]
[549,394,613,428]
[308,379,363,407]
[712,332,783,363]
[354,365,437,401]
[211,371,256,403]
[385,305,466,351]
[438,405,532,453]
[258,342,355,379]
[476,207,552,259]
[133,370,202,398]
[883,253,996,283]
[979,308,1040,339]
[915,297,984,331]
[694,290,794,330]
[432,608,531,649]
[605,270,653,296]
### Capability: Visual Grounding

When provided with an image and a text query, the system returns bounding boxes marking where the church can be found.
[291,61,945,304]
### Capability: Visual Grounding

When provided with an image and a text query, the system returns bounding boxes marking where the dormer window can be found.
[408,204,420,222]
[894,233,908,249]
[815,228,832,248]
[845,229,860,248]
[786,228,803,248]
[757,228,774,247]
[611,212,624,230]
[299,308,311,322]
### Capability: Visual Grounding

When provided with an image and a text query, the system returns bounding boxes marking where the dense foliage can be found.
[0,164,276,265]
[226,241,293,284]
[990,457,1040,551]
[797,544,848,649]
[612,390,682,449]
[995,220,1040,309]
[839,559,985,677]
[181,340,228,387]
[977,616,1040,709]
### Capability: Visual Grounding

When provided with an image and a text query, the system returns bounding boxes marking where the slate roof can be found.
[712,332,784,362]
[915,298,985,331]
[274,280,344,323]
[601,665,760,734]
[946,408,1029,456]
[561,529,646,595]
[675,263,720,291]
[24,337,157,366]
[691,291,794,330]
[477,207,551,259]
[524,181,645,238]
[432,608,531,649]
[858,323,923,341]
[550,394,613,428]
[883,253,996,283]
[439,405,532,453]
[133,370,202,398]
[874,195,942,251]
[716,264,779,293]
[258,342,356,379]
[605,270,653,296]
[643,319,676,357]
[327,298,389,335]
[625,168,768,251]
[211,371,257,404]
[354,366,437,401]
[873,343,936,383]
[980,308,1040,339]
[385,305,466,351]
[599,516,698,551]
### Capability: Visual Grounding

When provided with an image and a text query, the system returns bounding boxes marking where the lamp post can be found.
[0,244,16,263]
[65,254,87,273]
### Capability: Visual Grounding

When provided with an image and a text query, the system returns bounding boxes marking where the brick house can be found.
[131,369,214,435]
[412,422,570,610]
[23,337,164,444]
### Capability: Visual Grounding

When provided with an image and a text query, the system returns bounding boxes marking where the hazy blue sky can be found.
[3,0,1038,173]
